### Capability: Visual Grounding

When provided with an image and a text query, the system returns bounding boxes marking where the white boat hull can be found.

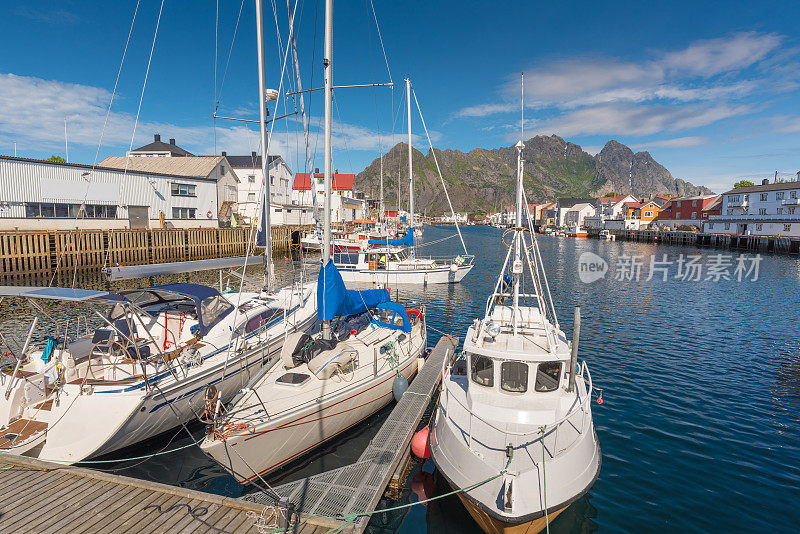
[338,263,474,285]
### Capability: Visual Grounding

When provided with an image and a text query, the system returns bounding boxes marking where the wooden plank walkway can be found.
[243,335,458,533]
[0,453,335,534]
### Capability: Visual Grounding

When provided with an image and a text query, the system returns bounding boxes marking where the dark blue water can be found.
[3,225,800,532]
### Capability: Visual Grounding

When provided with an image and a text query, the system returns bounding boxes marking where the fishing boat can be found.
[565,225,588,238]
[333,79,474,285]
[199,1,426,482]
[430,74,601,534]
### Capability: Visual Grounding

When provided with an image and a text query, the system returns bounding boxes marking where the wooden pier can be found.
[588,228,800,254]
[244,335,458,533]
[0,226,309,281]
[0,453,329,534]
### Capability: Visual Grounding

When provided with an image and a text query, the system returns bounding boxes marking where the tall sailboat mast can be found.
[513,73,524,335]
[406,78,414,258]
[255,0,274,289]
[322,0,333,339]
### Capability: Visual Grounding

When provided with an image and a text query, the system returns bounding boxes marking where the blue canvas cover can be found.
[317,261,390,321]
[368,229,414,247]
[370,301,412,333]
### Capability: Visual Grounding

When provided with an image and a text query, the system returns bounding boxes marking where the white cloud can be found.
[661,32,782,77]
[451,103,516,119]
[630,136,708,149]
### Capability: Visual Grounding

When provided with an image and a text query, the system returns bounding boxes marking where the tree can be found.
[603,192,616,197]
[46,155,66,163]
[733,180,754,188]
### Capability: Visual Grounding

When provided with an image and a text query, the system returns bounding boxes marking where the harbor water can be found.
[1,224,799,532]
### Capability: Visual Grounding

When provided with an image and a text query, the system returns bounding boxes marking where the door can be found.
[128,206,149,229]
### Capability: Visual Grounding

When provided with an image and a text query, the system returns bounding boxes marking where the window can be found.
[172,207,196,219]
[744,194,749,201]
[220,165,226,176]
[644,211,652,217]
[171,183,196,197]
[790,208,796,215]
[200,295,233,327]
[247,193,256,201]
[725,223,731,230]
[676,200,682,207]
[777,208,784,214]
[270,177,275,185]
[534,362,562,392]
[692,200,697,207]
[760,193,768,201]
[792,191,797,199]
[708,223,714,229]
[758,208,767,215]
[500,362,528,393]
[24,203,116,219]
[756,224,763,231]
[471,354,493,387]
[248,175,256,183]
[691,212,697,219]
[776,192,785,200]
[784,224,792,232]
[727,209,734,215]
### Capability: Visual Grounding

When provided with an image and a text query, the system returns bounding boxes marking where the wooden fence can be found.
[0,225,303,281]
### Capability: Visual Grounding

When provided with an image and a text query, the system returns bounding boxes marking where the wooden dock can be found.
[0,453,344,534]
[588,228,800,253]
[0,226,308,281]
[243,335,458,534]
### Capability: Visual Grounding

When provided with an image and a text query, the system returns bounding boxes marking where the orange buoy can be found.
[411,427,431,459]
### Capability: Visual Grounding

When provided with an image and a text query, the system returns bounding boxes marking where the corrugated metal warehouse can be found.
[0,155,238,231]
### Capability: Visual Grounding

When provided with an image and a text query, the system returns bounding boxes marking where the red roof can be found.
[598,194,627,204]
[293,172,355,191]
[624,201,642,209]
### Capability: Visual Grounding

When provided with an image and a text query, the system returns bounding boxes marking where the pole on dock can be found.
[568,306,580,392]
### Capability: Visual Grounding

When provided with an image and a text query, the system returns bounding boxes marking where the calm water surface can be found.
[2,225,799,532]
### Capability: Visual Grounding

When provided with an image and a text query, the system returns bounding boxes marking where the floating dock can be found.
[244,335,458,533]
[588,228,800,253]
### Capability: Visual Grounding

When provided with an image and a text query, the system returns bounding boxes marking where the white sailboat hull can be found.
[338,263,474,285]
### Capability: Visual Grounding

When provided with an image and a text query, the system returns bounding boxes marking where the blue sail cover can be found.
[317,261,390,321]
[370,301,412,333]
[368,229,414,247]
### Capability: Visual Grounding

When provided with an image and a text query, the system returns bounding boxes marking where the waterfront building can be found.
[705,178,800,236]
[291,171,364,224]
[584,194,637,229]
[0,154,236,230]
[564,202,596,227]
[556,197,595,226]
[655,194,719,230]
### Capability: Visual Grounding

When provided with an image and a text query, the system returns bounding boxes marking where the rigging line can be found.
[214,0,247,113]
[411,87,469,256]
[368,0,392,84]
[214,0,219,154]
[332,92,355,174]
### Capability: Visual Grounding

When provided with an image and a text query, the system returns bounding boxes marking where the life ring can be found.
[206,210,213,219]
[407,308,422,325]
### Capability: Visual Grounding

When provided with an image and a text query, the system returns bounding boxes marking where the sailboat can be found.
[199,0,427,483]
[0,0,318,463]
[429,75,601,534]
[333,79,475,285]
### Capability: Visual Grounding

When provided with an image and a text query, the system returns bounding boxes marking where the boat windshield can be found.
[201,295,234,328]
[470,354,494,387]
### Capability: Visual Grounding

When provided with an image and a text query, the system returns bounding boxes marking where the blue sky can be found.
[2,0,799,192]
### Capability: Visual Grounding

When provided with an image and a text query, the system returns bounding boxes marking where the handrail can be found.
[444,360,593,438]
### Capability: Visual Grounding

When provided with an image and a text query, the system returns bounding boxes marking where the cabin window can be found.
[245,309,285,333]
[200,295,233,327]
[500,362,528,393]
[470,355,494,387]
[534,362,562,392]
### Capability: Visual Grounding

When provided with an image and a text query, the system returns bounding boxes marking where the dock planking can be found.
[0,453,331,534]
[244,335,458,534]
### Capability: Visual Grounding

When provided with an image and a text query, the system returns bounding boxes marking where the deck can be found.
[243,335,458,533]
[0,453,333,533]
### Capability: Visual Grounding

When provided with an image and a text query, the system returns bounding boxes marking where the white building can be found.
[706,177,800,237]
[0,155,236,230]
[564,203,596,227]
[224,152,297,225]
[556,198,595,227]
[291,171,364,224]
[584,194,637,229]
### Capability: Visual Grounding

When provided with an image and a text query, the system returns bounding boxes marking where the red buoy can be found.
[411,427,431,459]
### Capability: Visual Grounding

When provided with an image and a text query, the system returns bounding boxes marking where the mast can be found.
[379,150,384,224]
[255,0,274,289]
[406,78,414,258]
[322,0,333,339]
[287,0,312,177]
[513,73,524,335]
